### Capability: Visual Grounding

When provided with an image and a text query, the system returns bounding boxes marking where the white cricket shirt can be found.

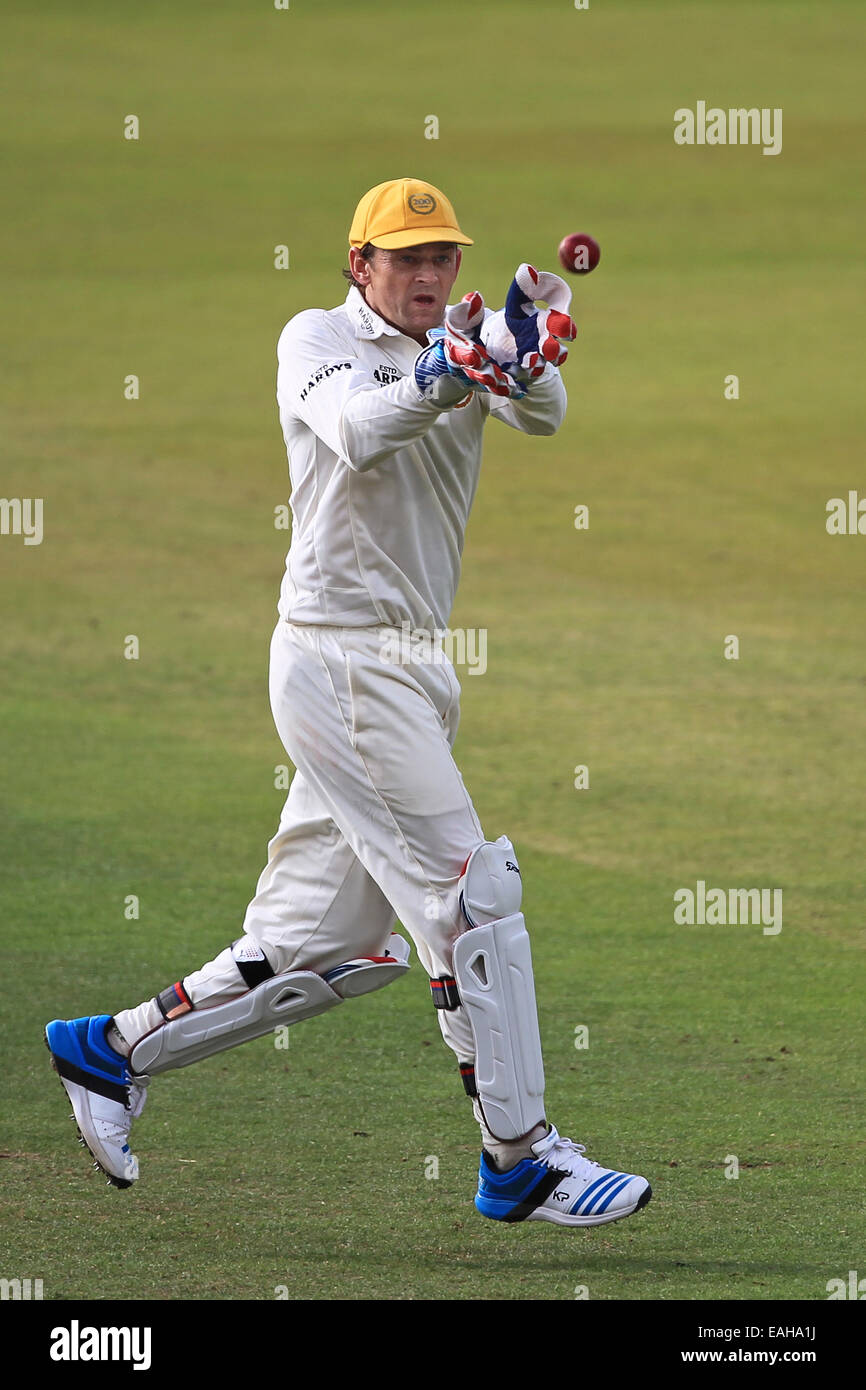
[275,286,567,631]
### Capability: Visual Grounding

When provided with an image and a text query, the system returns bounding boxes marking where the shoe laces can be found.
[94,1082,147,1145]
[533,1126,601,1181]
[127,1081,148,1119]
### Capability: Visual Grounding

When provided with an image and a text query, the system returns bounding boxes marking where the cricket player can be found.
[46,178,651,1229]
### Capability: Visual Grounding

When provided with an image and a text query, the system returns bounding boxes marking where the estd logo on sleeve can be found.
[299,362,352,401]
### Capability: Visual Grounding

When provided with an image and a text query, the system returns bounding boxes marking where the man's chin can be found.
[406,302,444,333]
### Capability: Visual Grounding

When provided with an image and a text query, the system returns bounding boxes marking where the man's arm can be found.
[277,311,452,473]
[485,363,567,437]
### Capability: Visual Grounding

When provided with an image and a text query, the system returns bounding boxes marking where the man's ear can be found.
[455,248,462,277]
[349,246,373,285]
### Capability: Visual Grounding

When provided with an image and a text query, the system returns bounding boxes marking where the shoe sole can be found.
[44,1030,135,1190]
[526,1183,653,1226]
[478,1183,652,1227]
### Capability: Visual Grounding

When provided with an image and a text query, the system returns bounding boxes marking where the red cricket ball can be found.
[558,232,601,275]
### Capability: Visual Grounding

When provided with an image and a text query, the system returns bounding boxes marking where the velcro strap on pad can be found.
[156,982,193,1021]
[430,975,461,1010]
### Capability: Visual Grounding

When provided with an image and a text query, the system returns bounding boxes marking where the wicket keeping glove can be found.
[414,291,526,406]
[481,264,577,381]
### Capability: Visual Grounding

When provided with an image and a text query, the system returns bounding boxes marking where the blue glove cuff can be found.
[414,340,450,394]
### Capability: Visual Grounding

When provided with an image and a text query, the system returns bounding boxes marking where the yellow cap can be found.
[349,177,473,250]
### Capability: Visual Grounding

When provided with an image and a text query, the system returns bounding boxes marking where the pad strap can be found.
[156,981,193,1021]
[430,975,460,1010]
[459,1061,478,1097]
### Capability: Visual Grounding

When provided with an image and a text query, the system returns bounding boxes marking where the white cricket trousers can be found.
[121,620,484,1064]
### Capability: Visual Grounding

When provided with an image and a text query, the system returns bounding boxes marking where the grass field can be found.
[1,1,864,1303]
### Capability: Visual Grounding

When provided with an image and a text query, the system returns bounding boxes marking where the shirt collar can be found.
[346,286,401,339]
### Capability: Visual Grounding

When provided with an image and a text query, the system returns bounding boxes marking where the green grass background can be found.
[1,0,863,1300]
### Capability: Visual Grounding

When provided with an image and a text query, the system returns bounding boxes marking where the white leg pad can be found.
[452,912,546,1141]
[130,934,411,1077]
[129,972,342,1076]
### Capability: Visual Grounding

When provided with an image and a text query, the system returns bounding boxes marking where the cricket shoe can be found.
[44,1014,147,1189]
[475,1124,652,1227]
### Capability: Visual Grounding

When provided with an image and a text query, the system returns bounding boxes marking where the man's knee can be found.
[429,836,523,1009]
[458,836,522,928]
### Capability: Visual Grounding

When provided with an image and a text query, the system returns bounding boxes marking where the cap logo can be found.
[408,193,437,215]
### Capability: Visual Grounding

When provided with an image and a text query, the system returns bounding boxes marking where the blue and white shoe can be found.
[44,1014,147,1189]
[476,1124,652,1227]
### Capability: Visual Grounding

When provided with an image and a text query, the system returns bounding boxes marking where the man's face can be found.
[351,242,461,342]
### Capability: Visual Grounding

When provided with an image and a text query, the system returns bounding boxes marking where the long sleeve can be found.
[277,311,448,473]
[485,362,567,436]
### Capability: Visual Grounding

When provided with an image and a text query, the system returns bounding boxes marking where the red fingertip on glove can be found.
[541,339,568,365]
[547,310,577,341]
